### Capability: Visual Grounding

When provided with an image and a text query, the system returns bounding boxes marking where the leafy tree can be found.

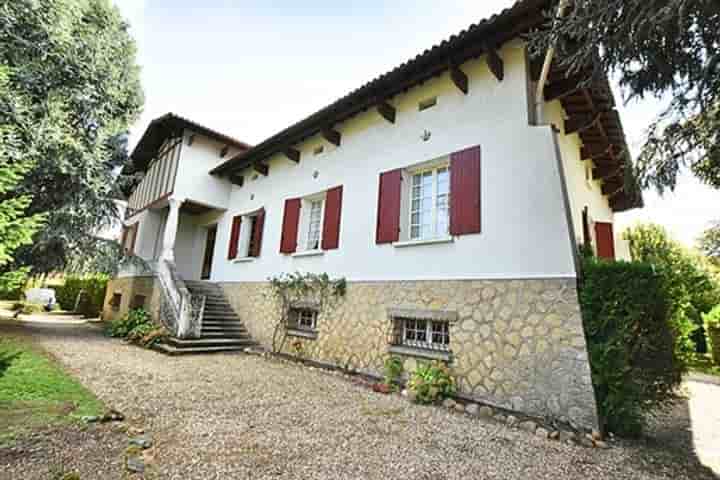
[530,1,720,193]
[0,0,143,274]
[699,221,720,261]
[624,223,720,355]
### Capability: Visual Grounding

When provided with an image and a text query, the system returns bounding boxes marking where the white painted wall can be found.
[172,133,240,210]
[201,45,578,282]
[129,208,165,261]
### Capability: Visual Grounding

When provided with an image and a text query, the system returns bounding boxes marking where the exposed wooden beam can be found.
[321,128,341,147]
[253,163,268,176]
[564,112,601,135]
[187,133,195,146]
[592,165,620,180]
[581,144,613,161]
[220,145,229,158]
[485,46,504,81]
[376,101,396,123]
[601,182,624,197]
[230,174,244,187]
[544,73,586,101]
[284,148,300,163]
[450,65,468,94]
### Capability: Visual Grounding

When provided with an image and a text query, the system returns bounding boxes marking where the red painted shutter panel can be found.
[280,198,301,254]
[249,209,265,257]
[450,145,482,235]
[227,215,242,259]
[321,186,343,250]
[595,222,615,260]
[376,169,402,244]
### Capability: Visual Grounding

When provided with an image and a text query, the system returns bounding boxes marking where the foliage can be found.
[699,221,720,261]
[580,257,684,436]
[529,1,719,194]
[0,337,104,445]
[12,301,44,315]
[108,308,166,347]
[266,272,346,353]
[0,0,143,275]
[0,267,30,300]
[382,356,404,388]
[624,223,720,355]
[55,274,109,317]
[407,361,456,405]
[703,305,720,365]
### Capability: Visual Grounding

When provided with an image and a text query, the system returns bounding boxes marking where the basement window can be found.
[387,308,455,361]
[130,295,146,310]
[287,307,318,339]
[109,293,122,311]
[418,96,438,111]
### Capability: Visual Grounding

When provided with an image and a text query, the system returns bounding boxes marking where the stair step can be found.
[153,344,251,355]
[164,337,256,347]
[202,324,247,330]
[200,332,252,339]
[203,315,241,321]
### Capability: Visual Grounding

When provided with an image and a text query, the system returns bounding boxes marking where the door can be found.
[201,225,217,280]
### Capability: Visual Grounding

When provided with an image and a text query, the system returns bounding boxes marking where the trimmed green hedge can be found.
[704,305,720,365]
[55,274,109,318]
[580,258,684,436]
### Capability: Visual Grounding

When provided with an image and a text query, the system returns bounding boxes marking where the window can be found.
[280,186,343,254]
[409,165,450,240]
[228,208,265,260]
[306,199,323,250]
[287,307,318,338]
[130,295,146,310]
[392,317,450,351]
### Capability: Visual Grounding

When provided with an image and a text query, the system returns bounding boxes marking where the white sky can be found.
[115,0,720,249]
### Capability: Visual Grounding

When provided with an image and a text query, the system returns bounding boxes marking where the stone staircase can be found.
[155,280,257,355]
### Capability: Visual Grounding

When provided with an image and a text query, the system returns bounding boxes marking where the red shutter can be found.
[321,186,343,250]
[595,222,615,260]
[280,198,301,254]
[249,208,265,257]
[450,145,482,235]
[227,215,242,259]
[376,169,402,244]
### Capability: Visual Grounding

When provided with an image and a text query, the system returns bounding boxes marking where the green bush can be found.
[703,305,720,365]
[0,268,30,300]
[580,257,684,436]
[407,361,456,404]
[382,356,404,387]
[108,308,166,347]
[55,274,109,317]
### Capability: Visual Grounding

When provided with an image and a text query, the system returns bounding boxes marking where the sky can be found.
[115,0,719,249]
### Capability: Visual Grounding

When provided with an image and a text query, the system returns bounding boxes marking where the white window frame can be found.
[234,210,262,261]
[399,317,450,351]
[406,162,451,241]
[297,192,326,253]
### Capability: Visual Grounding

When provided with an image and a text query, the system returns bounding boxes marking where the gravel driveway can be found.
[1,321,718,480]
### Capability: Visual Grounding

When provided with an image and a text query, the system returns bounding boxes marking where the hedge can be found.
[704,305,720,365]
[579,257,684,436]
[56,274,109,318]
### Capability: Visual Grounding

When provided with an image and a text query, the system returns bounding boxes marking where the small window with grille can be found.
[109,293,122,311]
[130,294,146,310]
[287,307,318,338]
[391,317,450,352]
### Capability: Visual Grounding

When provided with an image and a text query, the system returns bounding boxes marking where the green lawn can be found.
[0,336,104,445]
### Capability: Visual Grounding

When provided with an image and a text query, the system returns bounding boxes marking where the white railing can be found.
[155,259,205,339]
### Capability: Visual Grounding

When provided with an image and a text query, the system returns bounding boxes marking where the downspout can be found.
[534,0,570,123]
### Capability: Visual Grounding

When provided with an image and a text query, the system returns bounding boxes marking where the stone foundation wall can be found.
[220,278,599,430]
[103,276,160,323]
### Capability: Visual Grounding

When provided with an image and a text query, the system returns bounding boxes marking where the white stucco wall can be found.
[129,208,165,261]
[199,45,577,283]
[172,133,240,210]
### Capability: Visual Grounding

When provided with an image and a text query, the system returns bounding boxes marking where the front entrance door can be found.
[201,225,217,280]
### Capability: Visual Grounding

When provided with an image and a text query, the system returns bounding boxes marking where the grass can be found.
[0,336,104,445]
[688,353,720,377]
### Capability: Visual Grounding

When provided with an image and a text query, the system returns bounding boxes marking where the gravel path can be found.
[1,320,718,480]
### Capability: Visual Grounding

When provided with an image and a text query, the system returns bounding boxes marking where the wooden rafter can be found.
[376,101,396,123]
[485,45,504,81]
[601,181,623,196]
[220,145,229,158]
[450,65,468,94]
[253,163,268,176]
[284,148,301,163]
[230,174,244,187]
[564,112,601,135]
[592,165,620,180]
[321,128,341,146]
[581,144,613,161]
[544,73,586,101]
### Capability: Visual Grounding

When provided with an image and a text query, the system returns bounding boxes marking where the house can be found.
[105,0,642,431]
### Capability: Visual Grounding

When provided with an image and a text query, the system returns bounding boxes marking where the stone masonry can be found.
[220,277,599,430]
[103,276,160,323]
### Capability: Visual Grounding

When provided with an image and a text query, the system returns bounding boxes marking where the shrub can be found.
[382,356,404,387]
[580,257,684,436]
[56,274,109,317]
[108,308,167,347]
[0,268,30,300]
[407,361,456,404]
[703,305,720,365]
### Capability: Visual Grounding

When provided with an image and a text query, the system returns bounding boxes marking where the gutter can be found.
[534,0,570,123]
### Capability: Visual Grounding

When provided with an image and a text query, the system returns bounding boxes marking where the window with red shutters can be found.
[449,145,481,236]
[227,215,242,259]
[248,208,265,257]
[376,169,402,244]
[595,222,615,260]
[280,198,301,253]
[321,186,343,250]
